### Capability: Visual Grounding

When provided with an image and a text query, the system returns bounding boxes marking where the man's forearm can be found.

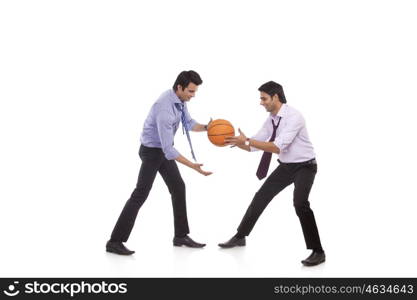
[236,144,251,151]
[249,139,280,154]
[175,154,195,168]
[175,153,212,176]
[192,123,207,132]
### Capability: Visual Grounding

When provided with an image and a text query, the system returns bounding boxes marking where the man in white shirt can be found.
[219,81,325,266]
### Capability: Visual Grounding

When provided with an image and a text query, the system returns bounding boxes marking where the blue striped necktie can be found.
[179,104,197,161]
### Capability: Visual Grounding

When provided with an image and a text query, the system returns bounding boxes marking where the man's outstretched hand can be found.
[225,128,247,146]
[192,163,213,176]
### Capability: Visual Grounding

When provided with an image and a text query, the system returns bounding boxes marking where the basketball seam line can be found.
[208,123,234,128]
[208,132,235,136]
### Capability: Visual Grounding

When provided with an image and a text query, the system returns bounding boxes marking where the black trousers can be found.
[110,145,190,242]
[237,160,323,250]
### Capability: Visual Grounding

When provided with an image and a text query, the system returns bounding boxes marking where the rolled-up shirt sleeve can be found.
[156,109,180,160]
[183,105,197,130]
[273,113,305,152]
[250,119,270,152]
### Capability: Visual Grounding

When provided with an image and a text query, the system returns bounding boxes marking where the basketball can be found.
[207,119,235,147]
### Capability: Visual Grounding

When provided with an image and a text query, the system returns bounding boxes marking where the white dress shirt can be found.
[250,104,316,163]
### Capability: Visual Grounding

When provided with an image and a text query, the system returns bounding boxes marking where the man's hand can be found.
[225,128,247,146]
[176,155,213,175]
[191,163,213,176]
[204,118,213,131]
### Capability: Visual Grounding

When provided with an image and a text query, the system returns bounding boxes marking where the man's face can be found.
[176,83,198,102]
[259,92,278,112]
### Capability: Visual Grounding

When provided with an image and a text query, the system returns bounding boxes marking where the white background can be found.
[1,0,417,277]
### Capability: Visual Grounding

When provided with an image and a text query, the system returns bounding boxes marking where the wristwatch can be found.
[244,138,250,146]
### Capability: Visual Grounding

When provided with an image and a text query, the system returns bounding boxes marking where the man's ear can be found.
[273,94,280,103]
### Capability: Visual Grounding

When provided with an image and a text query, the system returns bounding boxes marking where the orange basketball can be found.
[207,119,235,147]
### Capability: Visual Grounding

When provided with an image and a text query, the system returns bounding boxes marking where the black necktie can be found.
[256,117,281,180]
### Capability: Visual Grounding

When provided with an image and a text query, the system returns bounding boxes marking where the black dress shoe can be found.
[173,235,206,248]
[106,240,135,255]
[301,251,325,266]
[218,236,246,248]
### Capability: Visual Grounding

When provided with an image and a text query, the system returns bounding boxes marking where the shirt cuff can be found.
[189,119,197,130]
[164,147,180,160]
[273,139,285,152]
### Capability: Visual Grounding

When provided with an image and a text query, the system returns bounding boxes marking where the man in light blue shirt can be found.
[107,71,212,255]
[140,88,197,160]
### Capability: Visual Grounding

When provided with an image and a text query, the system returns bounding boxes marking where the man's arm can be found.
[236,113,305,153]
[273,113,304,152]
[191,123,208,132]
[247,139,279,153]
[235,144,251,152]
[183,103,211,132]
[231,118,270,152]
[175,154,212,176]
[226,129,280,154]
[156,109,212,176]
[191,117,212,132]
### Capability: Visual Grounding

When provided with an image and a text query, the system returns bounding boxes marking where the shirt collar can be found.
[270,103,287,119]
[169,89,183,105]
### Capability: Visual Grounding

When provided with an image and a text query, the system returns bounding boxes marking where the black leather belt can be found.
[304,158,317,165]
[278,158,317,165]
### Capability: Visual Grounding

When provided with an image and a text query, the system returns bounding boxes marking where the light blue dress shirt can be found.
[140,89,197,160]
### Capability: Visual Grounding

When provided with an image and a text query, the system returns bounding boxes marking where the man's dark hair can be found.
[173,70,203,91]
[258,81,287,103]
